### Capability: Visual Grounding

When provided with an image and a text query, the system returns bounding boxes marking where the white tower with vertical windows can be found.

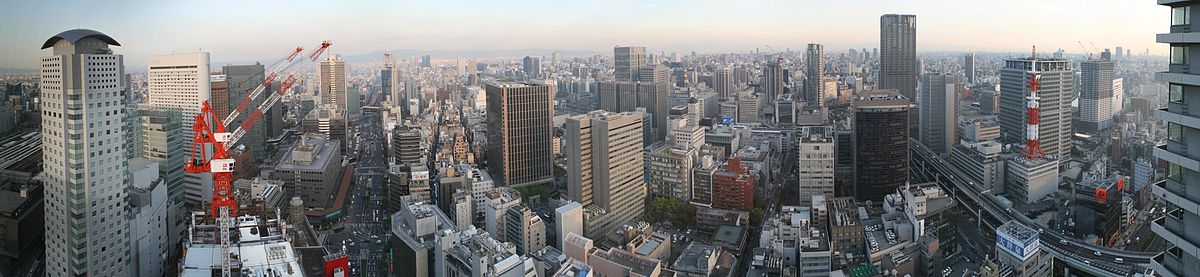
[40,29,130,276]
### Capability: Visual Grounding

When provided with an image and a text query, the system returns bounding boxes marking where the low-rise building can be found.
[301,106,346,148]
[712,157,755,210]
[272,136,342,209]
[647,141,695,201]
[672,243,734,277]
[949,140,1006,192]
[507,205,547,255]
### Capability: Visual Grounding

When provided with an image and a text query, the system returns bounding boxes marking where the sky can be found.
[0,0,1167,70]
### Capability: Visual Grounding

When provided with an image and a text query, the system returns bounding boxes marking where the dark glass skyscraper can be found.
[486,82,554,188]
[880,14,918,99]
[853,89,910,203]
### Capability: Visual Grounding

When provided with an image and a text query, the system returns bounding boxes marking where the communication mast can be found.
[1021,46,1048,160]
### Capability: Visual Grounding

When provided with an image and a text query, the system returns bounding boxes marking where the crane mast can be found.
[185,40,331,277]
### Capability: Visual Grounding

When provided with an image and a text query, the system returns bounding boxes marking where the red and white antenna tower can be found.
[1021,46,1048,160]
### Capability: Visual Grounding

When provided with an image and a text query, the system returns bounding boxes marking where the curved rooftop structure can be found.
[41,29,120,49]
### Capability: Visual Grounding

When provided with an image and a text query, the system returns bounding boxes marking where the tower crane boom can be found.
[184,40,331,277]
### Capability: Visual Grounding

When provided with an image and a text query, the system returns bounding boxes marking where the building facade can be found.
[1151,3,1200,274]
[797,126,835,206]
[853,90,910,203]
[712,157,755,210]
[880,14,918,99]
[805,43,825,106]
[485,82,554,187]
[1078,50,1116,132]
[272,136,342,209]
[999,57,1073,159]
[918,73,960,156]
[564,111,646,239]
[614,46,647,82]
[319,54,348,113]
[40,29,130,276]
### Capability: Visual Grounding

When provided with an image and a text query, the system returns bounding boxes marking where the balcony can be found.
[1160,32,1200,44]
[1159,108,1200,130]
[1157,144,1200,172]
[1154,179,1200,216]
[1152,216,1200,260]
[1151,251,1180,277]
[1158,71,1200,87]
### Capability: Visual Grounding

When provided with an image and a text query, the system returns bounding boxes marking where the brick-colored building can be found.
[711,157,755,210]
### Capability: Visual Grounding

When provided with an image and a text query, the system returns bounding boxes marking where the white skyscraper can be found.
[147,52,211,136]
[147,52,212,214]
[797,126,836,206]
[40,29,130,276]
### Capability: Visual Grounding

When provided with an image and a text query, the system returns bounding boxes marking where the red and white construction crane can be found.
[185,40,332,277]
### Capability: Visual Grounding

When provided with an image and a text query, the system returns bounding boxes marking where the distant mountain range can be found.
[0,67,35,74]
[341,48,604,63]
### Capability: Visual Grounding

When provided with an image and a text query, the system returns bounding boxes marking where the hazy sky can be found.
[0,0,1167,69]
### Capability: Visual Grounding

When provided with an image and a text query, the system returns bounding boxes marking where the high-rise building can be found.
[805,43,825,106]
[853,90,910,203]
[597,81,669,144]
[1115,46,1124,59]
[999,56,1073,159]
[880,14,918,99]
[564,111,646,239]
[125,105,187,256]
[223,64,269,161]
[391,123,425,165]
[691,156,718,207]
[1079,50,1116,132]
[639,64,670,83]
[714,67,734,99]
[209,75,229,121]
[614,46,646,82]
[523,56,541,80]
[40,29,130,276]
[148,52,211,138]
[421,54,431,68]
[383,53,398,104]
[486,82,554,188]
[797,126,835,206]
[964,54,976,84]
[762,60,786,104]
[1152,2,1200,274]
[919,73,960,155]
[319,54,349,117]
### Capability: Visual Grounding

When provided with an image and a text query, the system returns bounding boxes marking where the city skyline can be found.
[0,1,1184,276]
[2,0,1165,69]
